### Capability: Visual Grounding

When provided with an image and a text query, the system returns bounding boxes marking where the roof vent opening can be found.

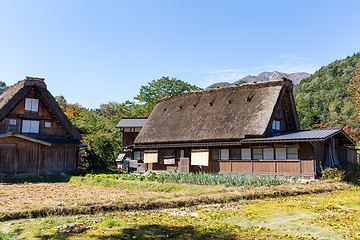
[228,100,232,104]
[163,108,167,112]
[246,96,253,102]
[193,105,196,108]
[179,106,182,110]
[209,102,213,106]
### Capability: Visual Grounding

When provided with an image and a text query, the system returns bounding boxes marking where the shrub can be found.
[322,167,346,181]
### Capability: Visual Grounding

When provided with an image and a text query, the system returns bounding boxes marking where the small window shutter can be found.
[9,119,16,125]
[220,149,229,160]
[45,122,51,128]
[191,149,209,166]
[263,148,274,160]
[144,150,158,163]
[241,149,251,160]
[276,148,286,160]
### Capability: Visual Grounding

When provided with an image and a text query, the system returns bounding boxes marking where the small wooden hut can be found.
[0,77,85,175]
[133,78,357,179]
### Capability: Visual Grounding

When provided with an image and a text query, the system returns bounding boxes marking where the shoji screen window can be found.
[287,148,298,159]
[252,149,263,160]
[263,148,274,160]
[241,149,251,160]
[22,120,39,133]
[25,98,39,112]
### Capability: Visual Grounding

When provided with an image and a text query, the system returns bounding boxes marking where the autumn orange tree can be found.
[349,62,360,118]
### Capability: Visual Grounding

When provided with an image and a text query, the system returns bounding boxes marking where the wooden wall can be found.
[146,143,317,178]
[0,91,66,137]
[0,136,78,175]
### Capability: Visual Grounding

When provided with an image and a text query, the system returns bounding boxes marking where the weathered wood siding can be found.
[148,144,317,178]
[0,136,78,175]
[0,91,65,137]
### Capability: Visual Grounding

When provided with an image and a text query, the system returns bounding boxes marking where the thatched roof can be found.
[135,78,296,144]
[0,77,82,140]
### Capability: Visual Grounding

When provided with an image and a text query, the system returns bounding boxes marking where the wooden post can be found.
[274,161,277,174]
[37,144,41,175]
[14,143,18,175]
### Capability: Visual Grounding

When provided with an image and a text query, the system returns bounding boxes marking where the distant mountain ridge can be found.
[208,71,311,88]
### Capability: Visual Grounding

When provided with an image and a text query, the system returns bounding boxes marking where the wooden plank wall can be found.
[0,137,78,174]
[0,91,65,137]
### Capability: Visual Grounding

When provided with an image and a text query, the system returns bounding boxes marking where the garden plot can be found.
[0,182,151,211]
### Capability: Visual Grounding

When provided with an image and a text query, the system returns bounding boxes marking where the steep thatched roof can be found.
[135,79,295,144]
[0,77,82,140]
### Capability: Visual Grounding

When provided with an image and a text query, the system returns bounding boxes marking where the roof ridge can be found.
[157,78,293,104]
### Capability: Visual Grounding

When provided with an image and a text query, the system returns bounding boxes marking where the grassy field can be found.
[0,174,359,239]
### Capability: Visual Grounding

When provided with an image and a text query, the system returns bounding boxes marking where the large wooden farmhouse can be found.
[0,77,85,175]
[133,78,357,178]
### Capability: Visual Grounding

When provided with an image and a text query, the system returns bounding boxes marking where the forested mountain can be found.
[207,71,310,88]
[294,53,360,130]
[237,71,310,85]
[0,81,8,94]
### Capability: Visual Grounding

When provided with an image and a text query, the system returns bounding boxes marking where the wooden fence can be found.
[218,159,315,179]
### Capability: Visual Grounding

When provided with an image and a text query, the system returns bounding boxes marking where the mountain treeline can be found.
[294,52,360,131]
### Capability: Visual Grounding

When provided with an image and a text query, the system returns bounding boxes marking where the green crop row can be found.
[85,171,297,187]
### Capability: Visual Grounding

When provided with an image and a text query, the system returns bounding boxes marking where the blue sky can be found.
[0,0,359,109]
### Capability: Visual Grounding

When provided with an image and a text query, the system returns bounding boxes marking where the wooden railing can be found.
[218,159,315,178]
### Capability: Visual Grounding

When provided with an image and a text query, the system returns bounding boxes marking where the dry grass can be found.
[0,182,153,211]
[0,179,352,222]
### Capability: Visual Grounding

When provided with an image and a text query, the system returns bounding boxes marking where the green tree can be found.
[294,52,360,130]
[0,81,8,94]
[134,76,201,114]
[82,135,116,171]
[349,62,360,118]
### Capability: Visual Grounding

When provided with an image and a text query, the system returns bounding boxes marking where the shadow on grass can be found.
[0,175,72,184]
[35,224,239,240]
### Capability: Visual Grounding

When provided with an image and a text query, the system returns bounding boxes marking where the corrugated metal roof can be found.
[242,128,352,143]
[115,117,148,128]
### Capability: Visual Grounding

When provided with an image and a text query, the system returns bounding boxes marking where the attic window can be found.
[272,120,280,130]
[209,102,213,106]
[25,98,39,112]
